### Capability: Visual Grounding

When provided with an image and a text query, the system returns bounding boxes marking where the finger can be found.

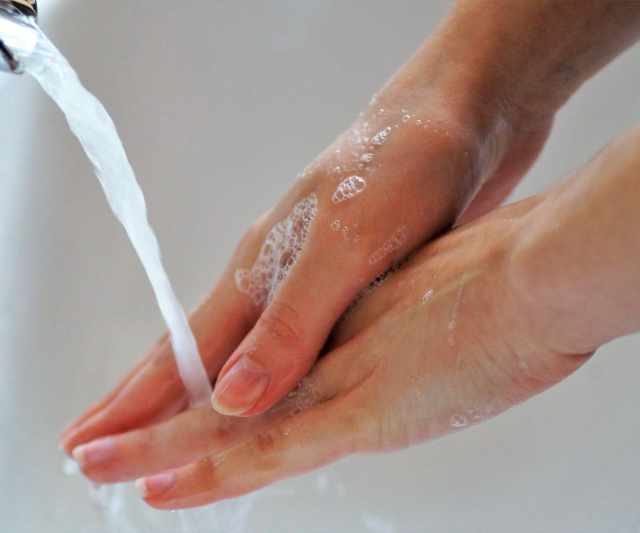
[211,229,365,417]
[74,331,367,484]
[62,273,257,455]
[138,394,370,509]
[72,407,253,484]
[210,120,480,417]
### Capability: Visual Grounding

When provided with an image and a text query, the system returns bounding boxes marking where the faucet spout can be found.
[0,0,38,74]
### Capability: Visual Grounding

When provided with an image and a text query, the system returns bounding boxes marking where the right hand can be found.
[59,73,551,452]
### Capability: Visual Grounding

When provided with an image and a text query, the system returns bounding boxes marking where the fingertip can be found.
[211,356,270,417]
[135,477,148,498]
[71,444,85,465]
[59,401,102,441]
[136,471,177,500]
[59,420,88,454]
[60,431,78,456]
[60,426,90,456]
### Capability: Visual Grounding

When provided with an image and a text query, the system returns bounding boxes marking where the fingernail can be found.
[136,472,176,498]
[72,437,116,467]
[211,356,270,416]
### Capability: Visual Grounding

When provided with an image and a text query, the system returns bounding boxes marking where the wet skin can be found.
[60,0,640,508]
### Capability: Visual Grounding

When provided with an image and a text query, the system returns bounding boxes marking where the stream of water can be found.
[17,21,249,533]
[23,26,212,407]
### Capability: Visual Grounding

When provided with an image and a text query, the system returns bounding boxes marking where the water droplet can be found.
[332,176,367,204]
[371,126,392,146]
[421,288,434,304]
[62,458,80,476]
[450,414,468,428]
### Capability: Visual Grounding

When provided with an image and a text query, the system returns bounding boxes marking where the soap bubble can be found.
[235,194,318,307]
[332,176,367,204]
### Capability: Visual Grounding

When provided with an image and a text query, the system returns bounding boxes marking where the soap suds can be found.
[332,175,367,204]
[235,194,318,307]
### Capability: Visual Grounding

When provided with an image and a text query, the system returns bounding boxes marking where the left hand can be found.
[71,195,590,509]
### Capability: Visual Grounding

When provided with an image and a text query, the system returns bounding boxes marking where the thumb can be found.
[210,220,364,416]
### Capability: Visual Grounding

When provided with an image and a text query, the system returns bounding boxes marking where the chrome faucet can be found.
[0,0,38,74]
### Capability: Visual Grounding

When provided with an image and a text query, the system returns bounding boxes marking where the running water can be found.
[12,20,355,533]
[23,26,212,405]
[18,20,249,533]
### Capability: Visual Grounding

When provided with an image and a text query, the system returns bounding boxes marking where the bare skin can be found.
[60,0,640,508]
[68,125,640,507]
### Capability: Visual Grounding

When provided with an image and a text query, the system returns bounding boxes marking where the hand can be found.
[67,194,592,509]
[60,35,556,453]
[66,120,640,509]
[61,0,640,467]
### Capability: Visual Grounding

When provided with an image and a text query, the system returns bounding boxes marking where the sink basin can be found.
[2,1,640,532]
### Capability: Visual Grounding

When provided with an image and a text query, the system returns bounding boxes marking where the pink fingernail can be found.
[136,472,176,498]
[211,356,270,416]
[72,437,116,467]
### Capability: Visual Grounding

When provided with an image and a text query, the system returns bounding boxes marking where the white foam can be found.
[332,175,367,204]
[235,194,318,307]
[371,126,392,146]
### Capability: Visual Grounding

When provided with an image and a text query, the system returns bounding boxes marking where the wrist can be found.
[359,38,543,213]
[508,130,640,355]
[437,0,640,123]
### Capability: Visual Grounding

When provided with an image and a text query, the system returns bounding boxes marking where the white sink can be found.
[2,1,640,532]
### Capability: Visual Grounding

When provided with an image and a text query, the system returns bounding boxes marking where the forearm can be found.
[512,127,640,355]
[440,0,640,120]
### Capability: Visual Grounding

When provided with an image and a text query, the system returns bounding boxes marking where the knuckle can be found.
[254,431,278,455]
[247,426,290,472]
[259,301,304,347]
[212,425,233,445]
[197,455,218,486]
[205,422,234,448]
[254,423,291,456]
